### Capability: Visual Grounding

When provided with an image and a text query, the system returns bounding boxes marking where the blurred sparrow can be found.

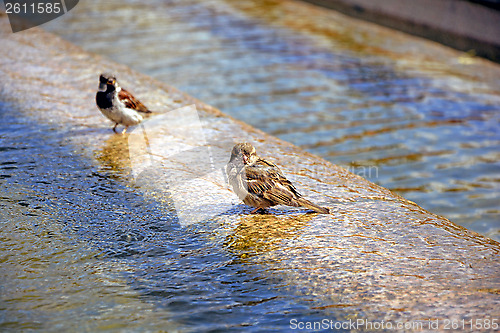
[226,143,330,214]
[96,73,153,134]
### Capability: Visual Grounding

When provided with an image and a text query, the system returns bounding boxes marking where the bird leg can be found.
[113,123,118,133]
[250,207,267,214]
[122,126,128,134]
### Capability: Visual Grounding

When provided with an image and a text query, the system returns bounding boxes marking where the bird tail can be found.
[296,197,330,214]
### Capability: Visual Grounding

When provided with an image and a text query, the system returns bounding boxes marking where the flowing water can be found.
[43,0,500,241]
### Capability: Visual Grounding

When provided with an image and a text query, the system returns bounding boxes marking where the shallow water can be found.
[43,0,500,241]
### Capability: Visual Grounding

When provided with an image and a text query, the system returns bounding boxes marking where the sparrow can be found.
[96,73,153,134]
[226,143,330,214]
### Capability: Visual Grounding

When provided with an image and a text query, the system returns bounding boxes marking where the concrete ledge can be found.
[302,0,500,62]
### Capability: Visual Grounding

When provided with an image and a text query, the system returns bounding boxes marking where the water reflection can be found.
[95,133,132,174]
[224,212,315,257]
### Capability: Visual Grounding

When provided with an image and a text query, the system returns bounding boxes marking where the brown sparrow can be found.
[226,143,330,214]
[96,73,153,134]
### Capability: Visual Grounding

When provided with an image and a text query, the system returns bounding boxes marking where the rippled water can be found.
[43,0,500,240]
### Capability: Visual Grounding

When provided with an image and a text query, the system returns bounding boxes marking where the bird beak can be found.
[242,155,248,164]
[98,82,107,92]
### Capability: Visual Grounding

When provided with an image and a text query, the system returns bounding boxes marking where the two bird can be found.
[95,74,329,214]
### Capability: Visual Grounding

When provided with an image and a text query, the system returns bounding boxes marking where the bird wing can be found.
[244,159,301,206]
[118,88,152,113]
